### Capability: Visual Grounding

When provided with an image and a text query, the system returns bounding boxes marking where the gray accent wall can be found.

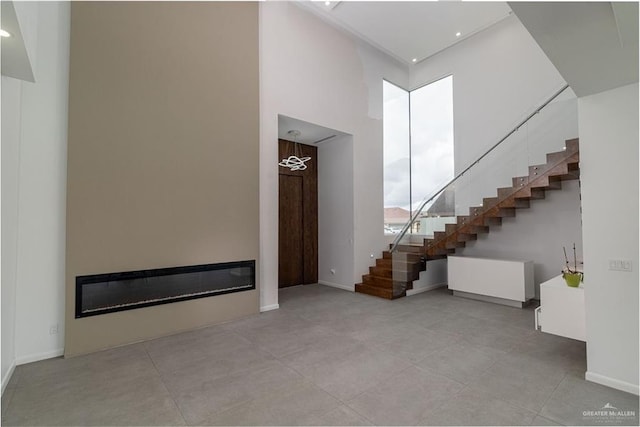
[65,2,260,356]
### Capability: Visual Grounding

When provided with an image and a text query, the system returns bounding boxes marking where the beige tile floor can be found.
[2,285,638,426]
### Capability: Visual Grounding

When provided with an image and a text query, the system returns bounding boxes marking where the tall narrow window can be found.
[383,76,454,235]
[410,76,455,234]
[383,80,410,234]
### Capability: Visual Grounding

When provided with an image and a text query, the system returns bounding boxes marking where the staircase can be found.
[355,138,580,300]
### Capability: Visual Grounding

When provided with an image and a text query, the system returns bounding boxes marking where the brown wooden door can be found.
[278,139,318,288]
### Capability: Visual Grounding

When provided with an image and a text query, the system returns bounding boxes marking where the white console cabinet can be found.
[535,275,585,341]
[448,256,535,307]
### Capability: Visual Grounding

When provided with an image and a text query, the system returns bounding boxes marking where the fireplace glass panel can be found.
[76,261,255,318]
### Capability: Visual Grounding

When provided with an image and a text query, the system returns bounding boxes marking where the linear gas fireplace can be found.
[75,260,255,318]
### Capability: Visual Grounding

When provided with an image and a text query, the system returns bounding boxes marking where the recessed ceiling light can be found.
[323,1,341,10]
[455,32,461,37]
[0,29,11,38]
[412,58,417,63]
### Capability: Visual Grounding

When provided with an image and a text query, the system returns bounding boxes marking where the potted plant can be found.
[562,243,583,287]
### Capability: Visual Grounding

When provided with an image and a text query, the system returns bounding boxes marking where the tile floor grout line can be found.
[142,342,190,427]
[342,362,418,405]
[273,351,347,405]
[341,400,378,426]
[178,354,311,425]
[224,319,361,421]
[1,386,17,420]
[196,375,341,426]
[410,363,467,390]
[535,370,571,425]
[277,333,416,409]
[459,372,549,417]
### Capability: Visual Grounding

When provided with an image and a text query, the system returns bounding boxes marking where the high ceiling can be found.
[298,1,512,65]
[298,0,638,96]
[509,2,638,97]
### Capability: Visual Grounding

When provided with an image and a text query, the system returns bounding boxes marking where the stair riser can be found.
[512,186,546,200]
[361,279,409,294]
[375,258,422,269]
[382,251,423,262]
[456,233,477,242]
[456,218,489,233]
[528,175,562,190]
[363,274,410,289]
[394,245,423,254]
[446,241,465,249]
[490,194,530,209]
[355,284,404,299]
[376,263,422,273]
[369,267,420,281]
[468,207,515,219]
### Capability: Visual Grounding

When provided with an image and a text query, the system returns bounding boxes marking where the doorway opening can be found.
[277,115,353,292]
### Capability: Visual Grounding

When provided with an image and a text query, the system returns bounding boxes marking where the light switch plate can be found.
[609,259,632,272]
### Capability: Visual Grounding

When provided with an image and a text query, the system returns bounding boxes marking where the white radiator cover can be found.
[448,256,535,304]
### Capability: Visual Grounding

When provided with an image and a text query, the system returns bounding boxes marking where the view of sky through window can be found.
[383,76,454,234]
[410,76,454,213]
[383,80,410,214]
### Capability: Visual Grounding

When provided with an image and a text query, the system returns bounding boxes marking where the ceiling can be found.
[298,1,513,65]
[1,1,35,82]
[280,2,514,144]
[509,2,638,97]
[278,115,349,145]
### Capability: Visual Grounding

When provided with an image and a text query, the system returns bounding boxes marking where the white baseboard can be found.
[1,360,16,395]
[260,304,279,312]
[16,348,64,366]
[586,371,640,395]
[406,282,446,296]
[318,280,354,292]
[453,290,526,308]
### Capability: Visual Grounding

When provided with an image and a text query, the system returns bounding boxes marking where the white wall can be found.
[1,2,70,384]
[411,16,578,218]
[259,2,409,309]
[410,15,582,295]
[409,259,448,296]
[579,83,639,395]
[1,76,22,391]
[411,14,578,201]
[13,1,70,364]
[318,135,355,291]
[410,15,567,168]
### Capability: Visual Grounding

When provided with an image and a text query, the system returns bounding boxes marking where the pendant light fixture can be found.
[279,130,311,171]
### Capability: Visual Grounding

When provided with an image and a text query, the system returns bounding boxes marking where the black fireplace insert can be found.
[75,260,255,318]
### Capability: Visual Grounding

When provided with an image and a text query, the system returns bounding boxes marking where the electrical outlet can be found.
[49,324,59,335]
[609,260,632,272]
